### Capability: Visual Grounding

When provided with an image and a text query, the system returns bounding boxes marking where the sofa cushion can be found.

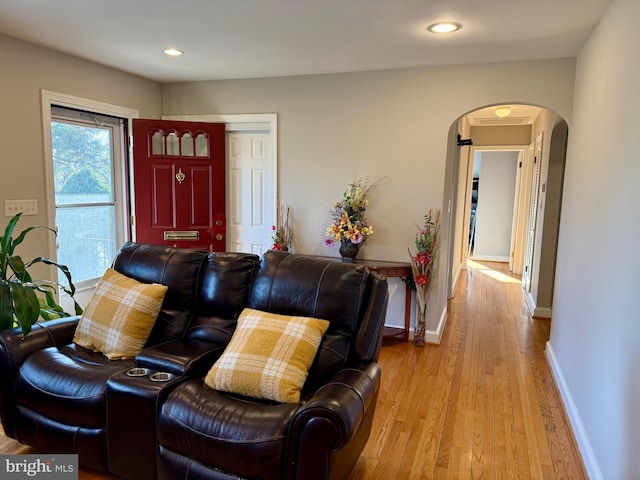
[204,308,329,403]
[186,252,260,345]
[15,344,134,428]
[112,242,208,345]
[159,379,298,480]
[73,268,168,359]
[248,251,369,382]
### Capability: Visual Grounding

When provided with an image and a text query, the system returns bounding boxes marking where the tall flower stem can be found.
[407,208,441,347]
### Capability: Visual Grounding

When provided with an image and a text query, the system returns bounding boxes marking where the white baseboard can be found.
[393,306,447,345]
[526,292,536,315]
[425,306,448,344]
[533,306,552,318]
[526,294,552,318]
[545,342,603,480]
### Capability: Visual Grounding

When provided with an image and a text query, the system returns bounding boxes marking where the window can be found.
[50,106,126,287]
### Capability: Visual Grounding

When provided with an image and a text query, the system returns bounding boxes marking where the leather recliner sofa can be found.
[0,242,388,480]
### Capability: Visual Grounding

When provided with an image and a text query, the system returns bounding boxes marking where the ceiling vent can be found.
[476,117,529,126]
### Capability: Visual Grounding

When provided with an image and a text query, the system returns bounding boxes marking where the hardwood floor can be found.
[0,260,585,479]
[349,260,585,479]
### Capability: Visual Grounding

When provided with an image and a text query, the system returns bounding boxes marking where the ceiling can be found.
[465,105,543,127]
[0,0,612,83]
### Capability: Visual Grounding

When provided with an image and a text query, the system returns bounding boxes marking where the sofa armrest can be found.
[0,316,79,438]
[0,316,79,374]
[288,361,381,479]
[135,338,226,377]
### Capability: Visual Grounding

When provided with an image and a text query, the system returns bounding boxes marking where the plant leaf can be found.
[9,282,39,335]
[43,289,64,311]
[8,255,33,282]
[0,281,13,331]
[0,213,22,277]
[10,225,57,257]
[28,257,77,297]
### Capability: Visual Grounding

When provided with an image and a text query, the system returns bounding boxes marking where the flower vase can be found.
[414,305,426,347]
[339,241,360,262]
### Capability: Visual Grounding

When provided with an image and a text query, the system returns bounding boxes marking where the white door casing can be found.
[41,90,138,310]
[465,145,528,269]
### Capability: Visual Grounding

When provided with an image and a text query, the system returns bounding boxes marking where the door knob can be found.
[216,234,223,241]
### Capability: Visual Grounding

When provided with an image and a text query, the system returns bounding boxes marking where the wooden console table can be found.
[312,256,412,342]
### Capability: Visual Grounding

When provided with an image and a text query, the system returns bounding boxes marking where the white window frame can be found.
[41,90,138,293]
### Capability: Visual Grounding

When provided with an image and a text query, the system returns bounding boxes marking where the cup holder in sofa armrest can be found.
[126,367,152,377]
[149,372,174,382]
[123,367,174,382]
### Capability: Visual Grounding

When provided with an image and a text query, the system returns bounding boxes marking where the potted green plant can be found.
[0,212,82,335]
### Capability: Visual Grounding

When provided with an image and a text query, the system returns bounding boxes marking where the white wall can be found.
[473,151,518,261]
[548,0,640,478]
[163,58,576,336]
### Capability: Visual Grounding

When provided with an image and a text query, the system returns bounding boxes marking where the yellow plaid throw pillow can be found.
[204,308,330,403]
[73,268,168,360]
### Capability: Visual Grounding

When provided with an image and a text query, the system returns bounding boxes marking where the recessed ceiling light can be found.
[427,22,461,34]
[163,48,184,57]
[495,106,512,118]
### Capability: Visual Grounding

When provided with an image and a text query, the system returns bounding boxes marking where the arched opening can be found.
[443,103,569,319]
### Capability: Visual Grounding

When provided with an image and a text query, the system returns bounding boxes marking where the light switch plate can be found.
[4,199,38,216]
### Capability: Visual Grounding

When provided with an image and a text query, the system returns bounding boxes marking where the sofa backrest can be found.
[112,242,208,346]
[186,252,261,345]
[248,250,388,382]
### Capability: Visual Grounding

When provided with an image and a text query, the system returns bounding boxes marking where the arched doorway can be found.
[443,104,569,319]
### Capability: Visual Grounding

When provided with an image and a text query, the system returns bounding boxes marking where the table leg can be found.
[404,283,411,342]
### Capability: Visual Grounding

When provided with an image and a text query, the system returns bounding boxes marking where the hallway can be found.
[350,259,586,479]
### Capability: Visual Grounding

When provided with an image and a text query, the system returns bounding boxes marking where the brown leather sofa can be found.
[0,242,388,480]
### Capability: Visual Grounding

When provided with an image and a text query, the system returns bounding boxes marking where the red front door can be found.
[132,119,226,251]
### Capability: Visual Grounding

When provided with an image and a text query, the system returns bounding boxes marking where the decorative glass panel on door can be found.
[195,133,208,157]
[152,131,165,155]
[181,133,194,156]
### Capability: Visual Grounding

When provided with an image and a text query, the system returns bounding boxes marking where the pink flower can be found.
[419,229,425,235]
[272,243,282,250]
[415,275,429,287]
[325,238,335,247]
[351,233,364,244]
[272,225,276,231]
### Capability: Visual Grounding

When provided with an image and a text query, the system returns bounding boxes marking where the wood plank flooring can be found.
[349,260,585,479]
[0,260,585,479]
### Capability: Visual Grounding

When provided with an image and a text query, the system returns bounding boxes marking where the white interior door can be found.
[523,133,543,292]
[509,151,523,272]
[510,145,534,275]
[228,131,273,254]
